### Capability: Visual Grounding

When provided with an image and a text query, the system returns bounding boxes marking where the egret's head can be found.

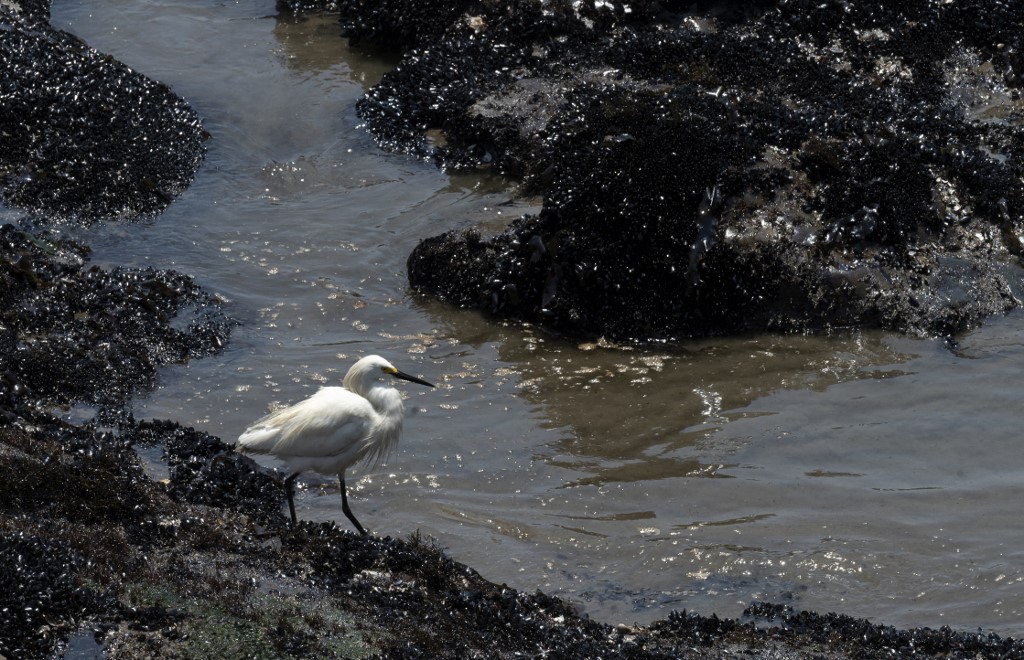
[345,355,434,392]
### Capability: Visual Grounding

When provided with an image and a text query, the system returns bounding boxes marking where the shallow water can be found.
[42,0,1024,635]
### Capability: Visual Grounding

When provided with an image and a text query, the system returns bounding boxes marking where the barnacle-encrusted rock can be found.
[0,0,205,222]
[340,0,1024,341]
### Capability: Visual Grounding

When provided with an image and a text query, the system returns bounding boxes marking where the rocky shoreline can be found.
[2,0,1023,657]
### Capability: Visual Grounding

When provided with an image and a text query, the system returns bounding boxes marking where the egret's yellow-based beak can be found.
[392,368,434,388]
[385,366,432,386]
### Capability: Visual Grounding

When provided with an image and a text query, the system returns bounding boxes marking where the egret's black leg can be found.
[339,474,368,535]
[284,472,300,525]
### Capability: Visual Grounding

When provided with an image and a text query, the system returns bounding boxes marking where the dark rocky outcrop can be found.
[0,225,232,424]
[334,0,1024,341]
[0,0,206,222]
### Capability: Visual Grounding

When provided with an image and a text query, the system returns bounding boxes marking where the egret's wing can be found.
[238,387,375,460]
[236,423,282,454]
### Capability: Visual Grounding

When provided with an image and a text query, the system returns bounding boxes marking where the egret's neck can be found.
[361,385,404,468]
[365,384,405,432]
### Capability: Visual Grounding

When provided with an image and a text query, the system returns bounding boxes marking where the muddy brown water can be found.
[41,0,1024,635]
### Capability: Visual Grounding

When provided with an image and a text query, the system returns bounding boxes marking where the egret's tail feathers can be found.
[237,425,282,455]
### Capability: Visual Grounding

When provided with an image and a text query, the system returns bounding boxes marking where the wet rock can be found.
[0,0,206,222]
[339,0,1024,340]
[0,214,239,655]
[337,0,479,49]
[4,392,1023,656]
[0,224,233,423]
[0,530,119,658]
[733,602,1024,658]
[0,423,163,527]
[132,419,286,527]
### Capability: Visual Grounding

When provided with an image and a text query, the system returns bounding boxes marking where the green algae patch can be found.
[107,583,380,659]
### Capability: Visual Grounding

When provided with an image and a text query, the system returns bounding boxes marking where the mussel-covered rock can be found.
[344,0,1024,341]
[0,0,205,222]
[0,224,233,423]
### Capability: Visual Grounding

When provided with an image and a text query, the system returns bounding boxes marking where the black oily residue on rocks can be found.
[0,0,206,222]
[336,0,1024,341]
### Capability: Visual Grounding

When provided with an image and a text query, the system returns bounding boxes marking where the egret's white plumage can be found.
[238,355,433,534]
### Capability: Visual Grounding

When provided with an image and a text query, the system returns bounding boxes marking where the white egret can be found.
[238,355,434,534]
